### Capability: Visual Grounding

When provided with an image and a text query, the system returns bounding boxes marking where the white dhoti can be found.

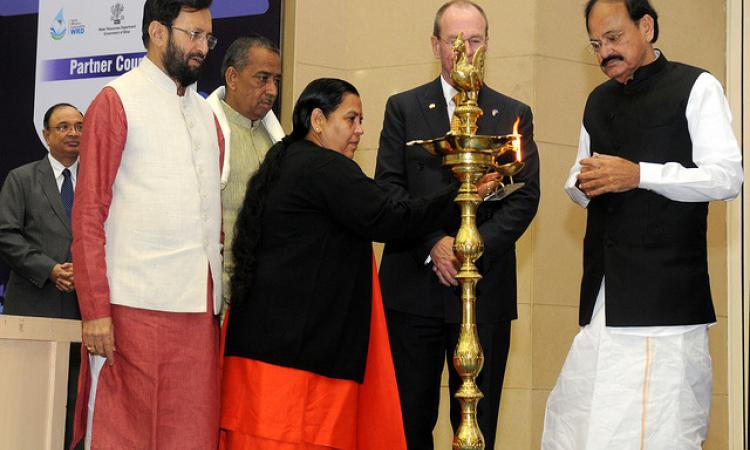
[542,282,712,450]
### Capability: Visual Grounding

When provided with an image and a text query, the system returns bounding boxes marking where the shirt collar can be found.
[623,49,667,92]
[47,153,79,181]
[220,99,263,130]
[440,75,459,107]
[139,55,197,96]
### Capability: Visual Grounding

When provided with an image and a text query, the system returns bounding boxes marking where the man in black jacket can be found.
[542,1,742,448]
[375,2,540,448]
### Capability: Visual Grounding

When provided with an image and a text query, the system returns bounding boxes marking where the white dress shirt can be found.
[47,153,78,192]
[440,75,459,123]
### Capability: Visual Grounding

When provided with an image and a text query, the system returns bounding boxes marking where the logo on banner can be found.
[69,18,86,36]
[50,9,66,40]
[101,3,136,36]
[111,3,125,25]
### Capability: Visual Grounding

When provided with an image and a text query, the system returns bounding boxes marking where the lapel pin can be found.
[492,109,499,117]
[428,103,436,109]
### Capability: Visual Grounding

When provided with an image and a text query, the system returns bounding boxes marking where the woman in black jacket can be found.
[220,78,458,450]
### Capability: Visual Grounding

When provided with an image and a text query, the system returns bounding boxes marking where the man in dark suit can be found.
[0,103,83,449]
[375,2,540,448]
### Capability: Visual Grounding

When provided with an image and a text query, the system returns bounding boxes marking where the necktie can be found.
[61,168,73,219]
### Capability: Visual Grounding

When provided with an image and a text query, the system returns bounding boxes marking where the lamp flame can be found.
[512,117,521,162]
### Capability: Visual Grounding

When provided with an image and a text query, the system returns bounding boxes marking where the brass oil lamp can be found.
[407,33,524,450]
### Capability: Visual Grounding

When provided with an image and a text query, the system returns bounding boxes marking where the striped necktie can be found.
[61,168,73,219]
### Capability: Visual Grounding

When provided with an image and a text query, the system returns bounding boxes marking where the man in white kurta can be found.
[70,2,224,448]
[542,1,743,449]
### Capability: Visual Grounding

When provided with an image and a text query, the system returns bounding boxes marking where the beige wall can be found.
[283,1,732,448]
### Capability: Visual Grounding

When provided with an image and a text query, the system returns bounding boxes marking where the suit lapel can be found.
[417,77,451,139]
[476,87,505,134]
[38,157,71,233]
[420,82,509,136]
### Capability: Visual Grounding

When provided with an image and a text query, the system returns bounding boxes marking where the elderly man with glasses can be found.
[69,0,225,448]
[542,1,742,449]
[206,35,284,319]
[374,1,540,448]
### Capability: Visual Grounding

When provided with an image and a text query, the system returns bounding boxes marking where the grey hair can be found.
[220,34,280,82]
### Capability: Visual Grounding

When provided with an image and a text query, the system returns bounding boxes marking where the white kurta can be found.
[74,58,224,449]
[542,70,742,449]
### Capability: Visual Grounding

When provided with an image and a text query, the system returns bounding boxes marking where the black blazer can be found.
[225,139,457,382]
[0,157,80,319]
[375,77,540,323]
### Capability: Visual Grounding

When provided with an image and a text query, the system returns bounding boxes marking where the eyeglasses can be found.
[252,73,281,88]
[171,26,218,50]
[439,35,487,47]
[49,123,83,134]
[588,30,625,53]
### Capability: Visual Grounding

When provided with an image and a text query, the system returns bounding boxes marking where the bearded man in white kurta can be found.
[70,1,224,448]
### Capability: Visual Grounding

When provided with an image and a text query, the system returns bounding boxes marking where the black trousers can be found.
[66,343,83,450]
[385,308,511,450]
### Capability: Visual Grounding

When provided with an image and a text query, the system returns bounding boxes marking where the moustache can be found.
[187,53,205,64]
[601,55,624,67]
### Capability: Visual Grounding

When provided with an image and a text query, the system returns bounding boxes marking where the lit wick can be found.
[512,117,521,162]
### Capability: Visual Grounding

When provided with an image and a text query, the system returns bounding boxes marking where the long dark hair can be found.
[230,78,359,305]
